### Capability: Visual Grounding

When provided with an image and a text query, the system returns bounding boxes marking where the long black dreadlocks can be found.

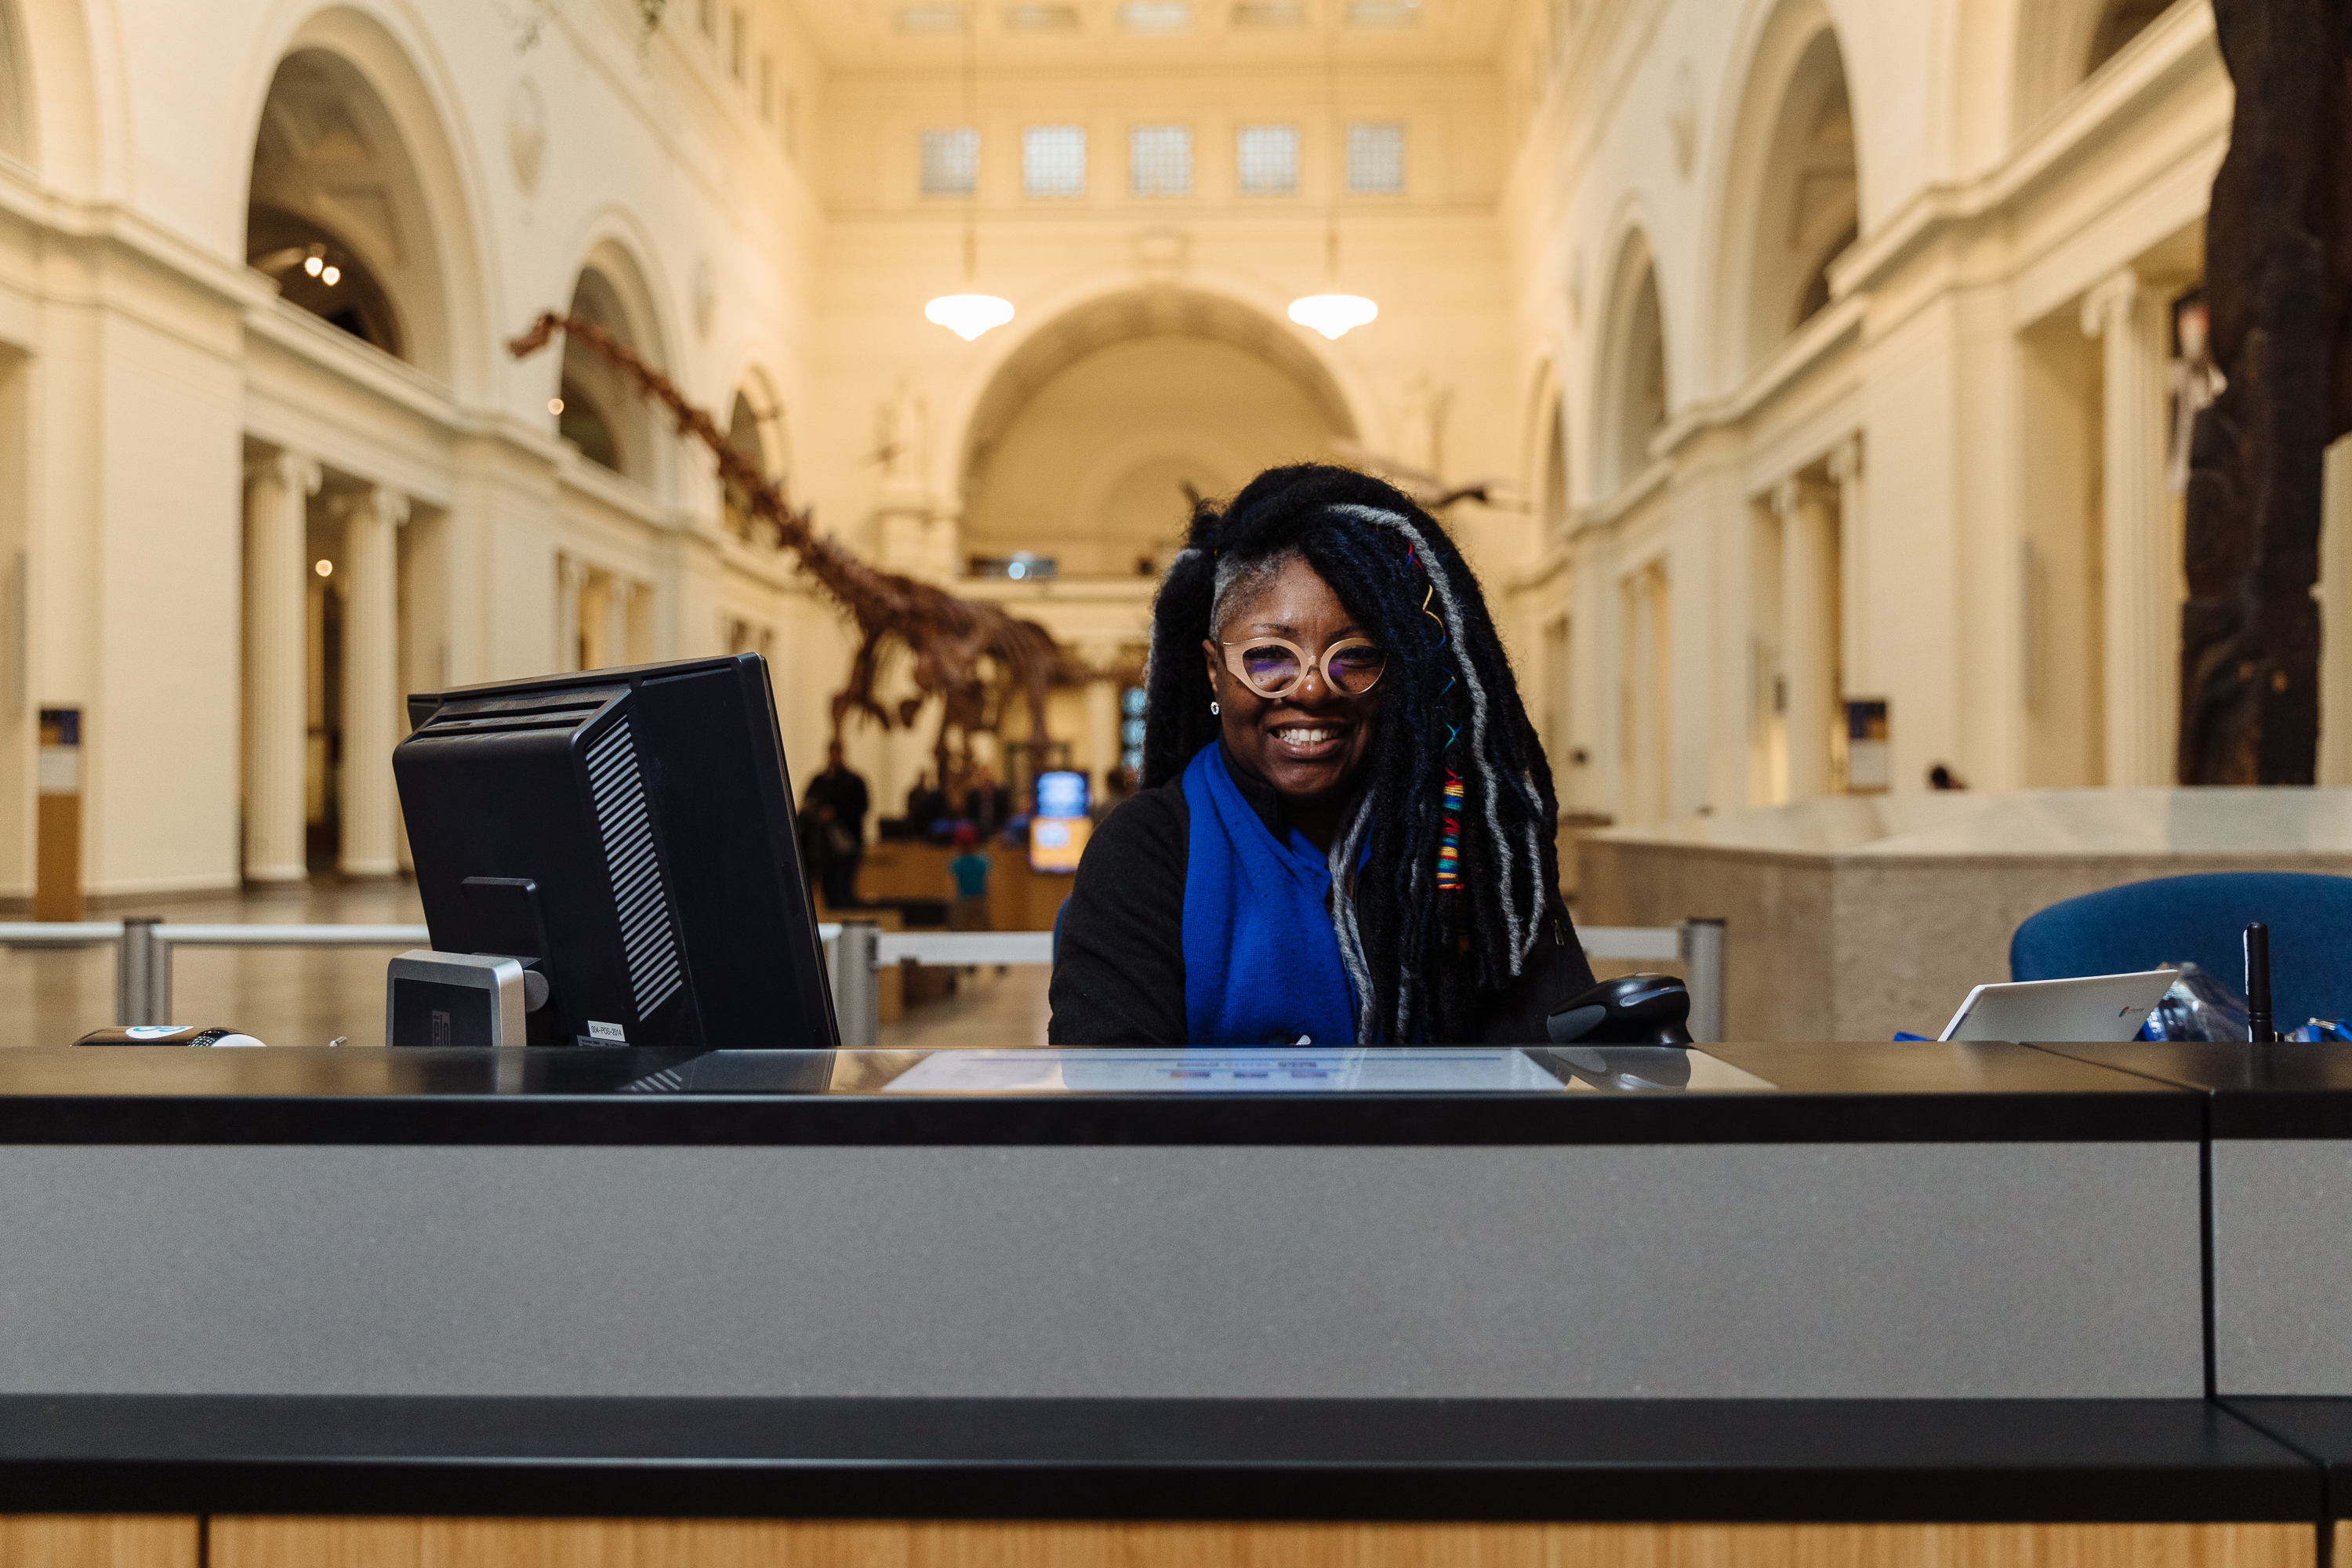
[1142,463,1563,1044]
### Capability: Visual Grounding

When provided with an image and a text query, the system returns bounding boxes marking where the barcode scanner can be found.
[1545,973,1694,1047]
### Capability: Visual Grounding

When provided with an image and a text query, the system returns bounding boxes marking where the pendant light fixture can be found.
[1288,10,1377,340]
[925,5,1014,341]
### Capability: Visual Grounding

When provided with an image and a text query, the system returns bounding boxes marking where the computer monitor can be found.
[393,653,838,1051]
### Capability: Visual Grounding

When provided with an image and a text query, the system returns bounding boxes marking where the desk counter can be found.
[0,1040,2330,1565]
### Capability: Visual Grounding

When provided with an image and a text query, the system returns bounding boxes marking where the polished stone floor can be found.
[0,883,1051,1051]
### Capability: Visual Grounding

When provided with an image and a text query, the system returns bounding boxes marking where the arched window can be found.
[1742,26,1857,365]
[1598,243,1669,498]
[244,49,452,375]
[556,255,664,487]
[724,390,771,540]
[1542,394,1570,528]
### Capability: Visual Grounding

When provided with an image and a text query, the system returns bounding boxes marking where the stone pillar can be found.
[2322,437,2352,785]
[1774,477,1838,800]
[606,577,637,667]
[242,450,320,884]
[1626,567,1661,823]
[555,555,584,673]
[339,486,406,877]
[1079,643,1120,794]
[2082,270,2175,786]
[1828,435,1867,699]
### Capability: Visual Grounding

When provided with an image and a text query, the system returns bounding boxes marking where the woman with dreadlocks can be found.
[1048,464,1595,1044]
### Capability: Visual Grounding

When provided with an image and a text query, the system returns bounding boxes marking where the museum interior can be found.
[0,0,2343,1048]
[22,4,2352,1563]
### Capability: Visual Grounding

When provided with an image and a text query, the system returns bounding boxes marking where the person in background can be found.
[801,739,870,909]
[906,771,949,835]
[964,764,1011,837]
[948,824,993,931]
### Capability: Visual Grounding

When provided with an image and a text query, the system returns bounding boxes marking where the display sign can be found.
[1028,814,1091,873]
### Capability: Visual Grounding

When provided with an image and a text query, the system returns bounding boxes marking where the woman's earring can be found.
[1210,701,1220,716]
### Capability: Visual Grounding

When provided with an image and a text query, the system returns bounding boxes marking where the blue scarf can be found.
[1180,742,1359,1044]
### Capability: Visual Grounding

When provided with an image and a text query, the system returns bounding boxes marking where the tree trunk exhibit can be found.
[2177,0,2352,784]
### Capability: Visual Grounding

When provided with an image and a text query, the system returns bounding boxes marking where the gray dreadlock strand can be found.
[1327,503,1543,971]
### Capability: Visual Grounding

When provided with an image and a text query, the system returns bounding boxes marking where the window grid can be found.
[1129,125,1192,198]
[1024,125,1087,198]
[920,128,979,197]
[1346,121,1406,194]
[1236,123,1298,194]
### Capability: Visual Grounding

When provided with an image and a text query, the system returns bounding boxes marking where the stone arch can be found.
[2013,0,2182,136]
[933,270,1377,506]
[553,240,671,493]
[1594,232,1670,500]
[1709,0,1859,386]
[237,8,493,394]
[1522,358,1570,528]
[956,287,1359,578]
[722,365,789,539]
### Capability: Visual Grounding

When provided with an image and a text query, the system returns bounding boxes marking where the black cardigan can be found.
[1047,764,1598,1045]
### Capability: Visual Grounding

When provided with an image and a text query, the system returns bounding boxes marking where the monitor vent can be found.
[584,720,683,1021]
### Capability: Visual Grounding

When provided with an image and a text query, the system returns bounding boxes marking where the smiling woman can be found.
[1048,464,1595,1045]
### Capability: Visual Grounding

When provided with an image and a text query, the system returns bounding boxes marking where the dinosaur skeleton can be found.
[510,311,1058,783]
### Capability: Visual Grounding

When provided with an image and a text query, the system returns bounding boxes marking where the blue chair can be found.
[2010,872,2352,1028]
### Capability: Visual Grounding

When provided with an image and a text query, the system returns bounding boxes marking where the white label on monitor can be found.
[587,1020,628,1042]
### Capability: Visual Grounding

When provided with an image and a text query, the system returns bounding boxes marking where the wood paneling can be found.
[0,1516,198,1568]
[208,1518,2318,1568]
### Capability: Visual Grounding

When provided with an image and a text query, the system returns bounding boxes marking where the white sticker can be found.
[586,1020,628,1042]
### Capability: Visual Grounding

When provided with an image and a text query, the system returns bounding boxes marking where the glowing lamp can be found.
[1287,292,1378,339]
[925,292,1015,342]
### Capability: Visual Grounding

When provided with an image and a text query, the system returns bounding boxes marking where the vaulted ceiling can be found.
[786,0,1515,74]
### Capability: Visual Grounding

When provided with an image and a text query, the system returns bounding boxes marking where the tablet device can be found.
[1936,969,2178,1042]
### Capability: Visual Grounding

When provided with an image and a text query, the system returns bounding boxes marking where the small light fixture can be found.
[1287,27,1378,341]
[548,396,566,416]
[303,246,325,277]
[1290,228,1377,340]
[926,292,1016,341]
[923,10,1014,342]
[1289,292,1377,339]
[314,559,334,579]
[320,264,341,286]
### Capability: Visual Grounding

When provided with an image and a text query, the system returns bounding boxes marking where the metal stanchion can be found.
[116,916,165,1026]
[832,920,880,1050]
[1679,916,1727,1043]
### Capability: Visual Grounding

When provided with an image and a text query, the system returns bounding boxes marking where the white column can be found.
[555,555,584,673]
[1079,641,1120,794]
[242,450,319,883]
[2323,437,2352,784]
[339,486,405,877]
[1775,477,1838,800]
[1625,568,1660,823]
[1829,435,1867,698]
[606,577,636,667]
[2082,270,2175,786]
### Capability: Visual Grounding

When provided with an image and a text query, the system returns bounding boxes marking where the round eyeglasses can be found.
[1220,637,1389,699]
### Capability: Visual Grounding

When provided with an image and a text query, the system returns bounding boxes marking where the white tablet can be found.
[1936,969,2180,1043]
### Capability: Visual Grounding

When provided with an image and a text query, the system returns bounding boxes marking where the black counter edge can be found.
[2220,1399,2352,1520]
[0,1091,2205,1146]
[0,1457,2316,1524]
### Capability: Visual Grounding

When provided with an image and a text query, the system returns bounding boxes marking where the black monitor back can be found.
[394,654,838,1051]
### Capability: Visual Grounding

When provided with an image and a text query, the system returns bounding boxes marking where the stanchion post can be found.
[833,920,880,1050]
[116,917,165,1026]
[1679,917,1726,1043]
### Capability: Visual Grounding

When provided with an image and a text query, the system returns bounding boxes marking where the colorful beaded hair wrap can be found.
[1406,541,1467,893]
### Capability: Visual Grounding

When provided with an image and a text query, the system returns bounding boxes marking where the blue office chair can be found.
[2009,872,2352,1027]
